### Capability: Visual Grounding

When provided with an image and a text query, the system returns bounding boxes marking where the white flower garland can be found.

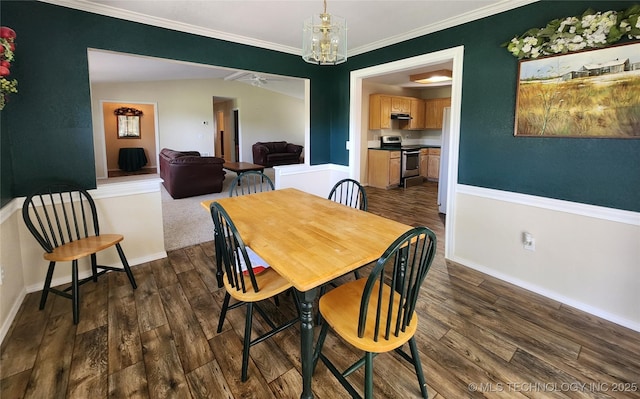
[504,5,640,59]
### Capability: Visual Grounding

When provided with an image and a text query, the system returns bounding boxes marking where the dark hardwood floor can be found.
[2,181,639,398]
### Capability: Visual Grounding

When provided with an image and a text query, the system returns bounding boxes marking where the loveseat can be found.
[159,148,226,199]
[252,141,303,167]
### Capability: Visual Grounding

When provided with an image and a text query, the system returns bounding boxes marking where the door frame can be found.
[349,46,464,259]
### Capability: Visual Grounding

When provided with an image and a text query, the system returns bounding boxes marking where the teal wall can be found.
[0,1,329,203]
[1,1,638,212]
[343,0,639,211]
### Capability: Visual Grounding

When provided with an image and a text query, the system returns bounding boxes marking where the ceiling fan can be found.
[226,71,281,87]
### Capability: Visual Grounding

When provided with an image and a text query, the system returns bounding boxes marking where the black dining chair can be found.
[327,178,368,280]
[228,171,275,197]
[313,226,437,399]
[210,201,299,381]
[22,183,137,324]
[328,178,368,211]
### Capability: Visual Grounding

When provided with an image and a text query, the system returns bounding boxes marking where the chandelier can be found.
[302,0,347,65]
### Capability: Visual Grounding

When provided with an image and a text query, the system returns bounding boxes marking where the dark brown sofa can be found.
[252,141,303,167]
[159,148,226,199]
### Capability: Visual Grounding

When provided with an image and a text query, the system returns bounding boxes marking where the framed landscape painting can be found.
[514,42,640,138]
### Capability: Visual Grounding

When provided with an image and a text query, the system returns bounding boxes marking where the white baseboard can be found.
[0,288,26,346]
[451,254,640,333]
[24,250,167,294]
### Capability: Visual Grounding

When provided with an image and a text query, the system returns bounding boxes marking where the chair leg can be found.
[72,260,80,324]
[241,302,254,382]
[364,352,374,399]
[217,293,231,333]
[39,262,56,310]
[409,337,429,399]
[312,322,330,371]
[90,253,98,282]
[115,243,137,289]
[214,236,224,288]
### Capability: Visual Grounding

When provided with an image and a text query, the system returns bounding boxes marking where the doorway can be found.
[349,46,464,259]
[213,98,235,161]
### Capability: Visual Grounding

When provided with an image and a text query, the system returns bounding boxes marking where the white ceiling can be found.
[54,0,536,93]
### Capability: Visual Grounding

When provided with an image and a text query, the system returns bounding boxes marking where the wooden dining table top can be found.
[201,188,412,292]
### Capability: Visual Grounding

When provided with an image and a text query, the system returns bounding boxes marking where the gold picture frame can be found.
[514,42,640,138]
[115,107,143,139]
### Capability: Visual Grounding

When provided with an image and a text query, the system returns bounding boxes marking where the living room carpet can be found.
[161,168,275,251]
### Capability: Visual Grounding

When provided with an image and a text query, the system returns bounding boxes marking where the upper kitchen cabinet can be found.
[390,96,411,114]
[369,94,391,129]
[370,94,424,130]
[424,97,451,129]
[406,98,425,130]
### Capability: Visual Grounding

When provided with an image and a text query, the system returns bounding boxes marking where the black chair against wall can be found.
[313,226,437,399]
[228,171,275,197]
[22,184,137,324]
[210,202,299,381]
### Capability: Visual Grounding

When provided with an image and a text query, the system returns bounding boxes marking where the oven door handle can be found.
[403,150,420,155]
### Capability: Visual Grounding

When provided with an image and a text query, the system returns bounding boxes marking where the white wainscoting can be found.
[0,177,168,343]
[452,184,640,332]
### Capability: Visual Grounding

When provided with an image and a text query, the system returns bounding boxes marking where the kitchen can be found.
[362,66,453,214]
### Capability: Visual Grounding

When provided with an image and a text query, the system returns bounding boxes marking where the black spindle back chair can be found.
[327,178,368,281]
[313,226,437,399]
[228,171,275,197]
[210,201,299,381]
[328,178,368,211]
[22,184,137,324]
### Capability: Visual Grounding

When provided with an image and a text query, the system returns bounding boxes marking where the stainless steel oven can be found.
[401,149,420,178]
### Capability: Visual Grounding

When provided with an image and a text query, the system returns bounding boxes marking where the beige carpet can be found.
[161,168,275,251]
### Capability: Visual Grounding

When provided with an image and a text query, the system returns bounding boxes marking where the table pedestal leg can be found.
[297,288,318,399]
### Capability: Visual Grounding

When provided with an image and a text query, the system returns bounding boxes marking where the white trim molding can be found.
[457,184,640,226]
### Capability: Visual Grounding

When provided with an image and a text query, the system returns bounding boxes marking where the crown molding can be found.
[38,0,301,55]
[348,0,539,56]
[40,0,538,58]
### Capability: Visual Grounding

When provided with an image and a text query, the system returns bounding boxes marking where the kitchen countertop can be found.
[368,145,441,151]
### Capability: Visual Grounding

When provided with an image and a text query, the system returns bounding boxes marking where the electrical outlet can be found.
[0,267,4,285]
[522,232,535,251]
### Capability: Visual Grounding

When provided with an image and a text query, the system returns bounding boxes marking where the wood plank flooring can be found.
[2,181,639,398]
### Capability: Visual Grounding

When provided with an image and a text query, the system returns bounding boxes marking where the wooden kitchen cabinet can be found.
[427,148,441,181]
[419,148,440,181]
[405,98,425,130]
[390,96,411,114]
[424,97,451,129]
[368,149,401,189]
[419,149,429,178]
[369,94,391,129]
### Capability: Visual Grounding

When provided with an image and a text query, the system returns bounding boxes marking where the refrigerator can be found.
[438,107,451,214]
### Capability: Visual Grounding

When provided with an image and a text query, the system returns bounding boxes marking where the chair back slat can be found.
[328,178,367,211]
[358,227,436,342]
[22,184,100,253]
[210,202,261,293]
[229,171,275,197]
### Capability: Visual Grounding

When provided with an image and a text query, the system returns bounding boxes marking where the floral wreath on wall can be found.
[504,5,640,59]
[0,26,17,110]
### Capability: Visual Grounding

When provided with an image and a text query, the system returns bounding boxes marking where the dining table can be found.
[201,188,412,399]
